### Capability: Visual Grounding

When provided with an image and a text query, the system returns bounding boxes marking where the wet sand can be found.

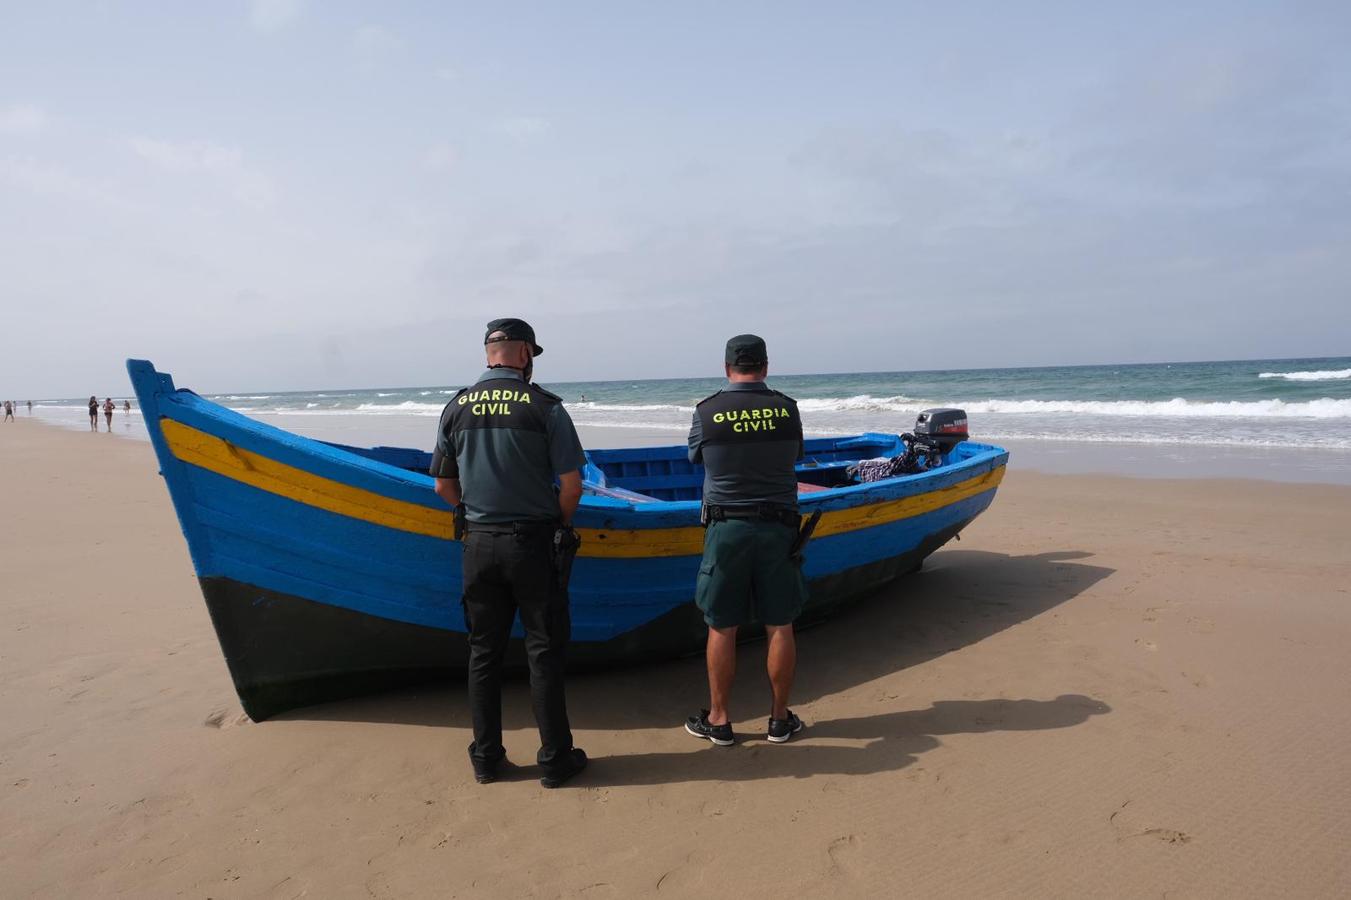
[2,419,1349,898]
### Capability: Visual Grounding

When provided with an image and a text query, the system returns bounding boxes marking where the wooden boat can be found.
[128,359,1009,720]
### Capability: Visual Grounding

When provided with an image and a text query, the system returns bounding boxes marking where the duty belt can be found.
[701,503,799,527]
[464,520,559,536]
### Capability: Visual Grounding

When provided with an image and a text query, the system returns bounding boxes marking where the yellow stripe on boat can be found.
[161,419,1003,559]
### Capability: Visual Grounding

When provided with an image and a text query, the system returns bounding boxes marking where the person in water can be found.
[123,400,131,415]
[684,334,809,746]
[3,400,13,422]
[103,397,115,430]
[88,396,99,431]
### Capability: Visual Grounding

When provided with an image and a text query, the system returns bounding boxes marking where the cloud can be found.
[248,0,303,34]
[0,155,127,208]
[433,66,457,83]
[353,24,402,68]
[126,136,275,208]
[0,103,49,136]
[422,143,457,172]
[495,115,550,140]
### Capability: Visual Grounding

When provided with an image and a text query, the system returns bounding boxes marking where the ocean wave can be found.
[796,395,920,413]
[959,397,1351,418]
[977,429,1351,449]
[579,393,1350,419]
[791,394,1351,419]
[248,394,1351,420]
[572,401,693,413]
[353,400,446,414]
[745,394,1351,419]
[1258,369,1351,381]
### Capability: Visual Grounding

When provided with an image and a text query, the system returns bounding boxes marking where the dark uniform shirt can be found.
[688,381,804,510]
[430,369,586,525]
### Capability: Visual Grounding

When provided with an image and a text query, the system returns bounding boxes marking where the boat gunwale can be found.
[131,360,1010,528]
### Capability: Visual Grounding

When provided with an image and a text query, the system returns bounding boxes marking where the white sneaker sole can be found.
[766,721,804,743]
[685,722,735,746]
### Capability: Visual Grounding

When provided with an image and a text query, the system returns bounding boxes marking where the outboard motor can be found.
[913,408,969,454]
[850,407,971,483]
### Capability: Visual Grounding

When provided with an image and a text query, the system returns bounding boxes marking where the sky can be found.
[2,1,1349,396]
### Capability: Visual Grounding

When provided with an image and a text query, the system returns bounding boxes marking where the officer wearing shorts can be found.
[430,318,589,788]
[684,334,809,746]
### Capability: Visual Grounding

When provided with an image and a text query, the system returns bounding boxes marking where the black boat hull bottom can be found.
[202,518,973,720]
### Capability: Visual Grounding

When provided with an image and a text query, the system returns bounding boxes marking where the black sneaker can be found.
[685,710,735,746]
[767,710,804,743]
[540,748,588,789]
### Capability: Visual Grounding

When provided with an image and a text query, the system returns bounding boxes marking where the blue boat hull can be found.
[127,360,1007,720]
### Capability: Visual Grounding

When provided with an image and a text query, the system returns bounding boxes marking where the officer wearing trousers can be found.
[430,318,589,788]
[684,334,809,747]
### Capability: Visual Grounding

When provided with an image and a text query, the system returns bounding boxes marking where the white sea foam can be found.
[796,395,920,413]
[572,402,693,413]
[253,394,1351,421]
[1258,369,1351,381]
[959,397,1351,418]
[353,400,445,414]
[792,395,1351,419]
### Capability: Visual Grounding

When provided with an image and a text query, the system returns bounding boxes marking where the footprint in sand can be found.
[827,834,860,876]
[1109,800,1192,845]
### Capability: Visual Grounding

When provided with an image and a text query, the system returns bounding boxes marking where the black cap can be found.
[725,334,768,366]
[484,318,543,356]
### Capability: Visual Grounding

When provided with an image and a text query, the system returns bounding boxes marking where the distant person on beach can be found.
[685,334,808,746]
[123,400,131,415]
[430,317,589,788]
[3,400,12,422]
[26,400,32,414]
[103,398,115,430]
[88,396,99,431]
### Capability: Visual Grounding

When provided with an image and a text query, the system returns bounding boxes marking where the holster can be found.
[552,526,581,591]
[452,505,467,541]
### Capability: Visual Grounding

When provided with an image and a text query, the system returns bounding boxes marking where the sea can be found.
[28,356,1351,484]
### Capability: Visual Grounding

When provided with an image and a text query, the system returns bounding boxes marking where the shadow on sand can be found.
[588,694,1111,785]
[282,548,1115,740]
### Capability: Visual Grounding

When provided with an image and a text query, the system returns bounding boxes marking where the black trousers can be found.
[461,528,574,770]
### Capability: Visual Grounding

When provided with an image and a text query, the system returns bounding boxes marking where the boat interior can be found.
[323,433,983,505]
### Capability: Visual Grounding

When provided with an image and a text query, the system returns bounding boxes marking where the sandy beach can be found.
[2,418,1349,898]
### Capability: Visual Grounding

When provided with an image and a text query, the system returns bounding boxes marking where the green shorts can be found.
[694,518,809,629]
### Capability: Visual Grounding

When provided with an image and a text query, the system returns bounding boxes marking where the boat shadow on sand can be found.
[283,547,1115,768]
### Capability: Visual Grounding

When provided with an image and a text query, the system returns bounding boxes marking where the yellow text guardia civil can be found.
[712,406,792,432]
[458,388,533,416]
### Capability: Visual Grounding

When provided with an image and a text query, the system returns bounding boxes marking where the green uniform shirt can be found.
[688,381,804,510]
[430,369,586,524]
